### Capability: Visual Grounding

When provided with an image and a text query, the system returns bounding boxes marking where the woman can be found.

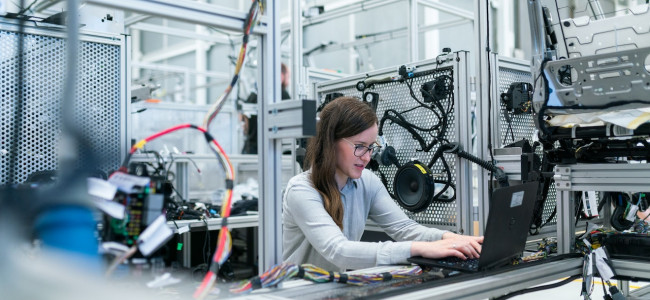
[282,96,483,271]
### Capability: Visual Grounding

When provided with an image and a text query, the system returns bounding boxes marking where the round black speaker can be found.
[393,161,435,213]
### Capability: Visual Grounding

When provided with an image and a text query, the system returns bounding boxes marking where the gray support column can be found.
[122,35,131,161]
[475,0,491,236]
[408,0,419,61]
[455,51,474,235]
[618,280,630,296]
[556,190,575,254]
[175,161,189,201]
[258,0,283,272]
[291,0,304,101]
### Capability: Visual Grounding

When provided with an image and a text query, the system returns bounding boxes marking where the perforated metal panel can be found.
[316,55,472,231]
[494,57,558,226]
[1,22,125,185]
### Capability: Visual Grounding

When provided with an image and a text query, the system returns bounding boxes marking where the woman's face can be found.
[334,124,378,190]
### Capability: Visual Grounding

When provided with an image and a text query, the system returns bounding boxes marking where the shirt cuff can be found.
[377,241,413,265]
[431,229,450,241]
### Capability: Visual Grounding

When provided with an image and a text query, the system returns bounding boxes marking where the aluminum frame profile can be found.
[379,257,650,300]
[474,0,491,237]
[302,0,400,27]
[562,4,650,58]
[128,23,232,45]
[264,99,317,139]
[455,51,474,236]
[381,258,584,300]
[493,147,525,181]
[554,163,650,253]
[554,163,650,192]
[256,0,284,273]
[291,0,306,102]
[85,0,268,34]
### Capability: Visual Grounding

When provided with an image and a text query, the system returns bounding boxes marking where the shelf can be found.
[167,215,258,233]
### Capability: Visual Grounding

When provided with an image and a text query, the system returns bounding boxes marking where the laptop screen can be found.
[478,181,540,270]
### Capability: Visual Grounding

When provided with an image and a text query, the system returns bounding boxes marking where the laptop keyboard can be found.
[434,256,479,271]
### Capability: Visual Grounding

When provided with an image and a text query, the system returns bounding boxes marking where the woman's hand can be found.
[411,233,484,260]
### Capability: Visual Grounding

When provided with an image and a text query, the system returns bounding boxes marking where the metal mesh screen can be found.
[1,29,123,184]
[496,64,557,226]
[317,67,459,227]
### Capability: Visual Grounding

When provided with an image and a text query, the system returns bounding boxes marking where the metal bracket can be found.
[494,147,523,181]
[554,163,650,192]
[554,165,572,190]
[265,99,316,139]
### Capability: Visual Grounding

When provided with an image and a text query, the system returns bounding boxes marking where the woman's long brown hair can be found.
[303,97,378,230]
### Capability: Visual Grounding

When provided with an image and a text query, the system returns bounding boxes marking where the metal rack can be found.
[315,51,474,234]
[86,0,283,272]
[476,54,561,238]
[130,153,296,203]
[554,163,650,254]
[0,17,129,185]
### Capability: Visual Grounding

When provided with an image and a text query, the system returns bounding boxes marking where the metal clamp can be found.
[265,99,316,139]
[554,166,572,190]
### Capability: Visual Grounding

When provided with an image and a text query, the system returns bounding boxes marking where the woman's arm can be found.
[366,172,483,259]
[367,173,447,242]
[284,183,413,269]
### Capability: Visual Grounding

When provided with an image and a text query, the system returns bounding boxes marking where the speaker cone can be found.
[393,161,435,213]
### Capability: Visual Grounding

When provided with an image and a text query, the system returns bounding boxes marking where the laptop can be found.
[408,181,539,272]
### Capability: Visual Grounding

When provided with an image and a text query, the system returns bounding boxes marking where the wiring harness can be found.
[109,124,234,283]
[369,63,457,204]
[111,124,235,298]
[230,263,422,294]
[192,1,265,297]
[202,0,263,130]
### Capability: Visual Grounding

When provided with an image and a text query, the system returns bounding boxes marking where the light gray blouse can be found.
[282,169,447,271]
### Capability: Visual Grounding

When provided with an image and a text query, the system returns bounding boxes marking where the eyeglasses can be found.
[341,138,381,157]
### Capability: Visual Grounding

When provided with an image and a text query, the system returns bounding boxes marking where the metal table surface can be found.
[227,255,650,300]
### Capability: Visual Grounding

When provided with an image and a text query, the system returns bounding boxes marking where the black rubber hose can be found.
[456,149,508,187]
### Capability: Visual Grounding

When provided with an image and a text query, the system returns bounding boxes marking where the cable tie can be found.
[230,74,239,87]
[209,262,219,274]
[225,179,234,190]
[134,139,147,149]
[381,272,392,281]
[221,217,228,228]
[251,276,262,290]
[296,266,305,278]
[339,273,348,284]
[202,131,214,142]
[242,34,249,44]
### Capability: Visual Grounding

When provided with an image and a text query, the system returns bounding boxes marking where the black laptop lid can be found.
[478,181,539,270]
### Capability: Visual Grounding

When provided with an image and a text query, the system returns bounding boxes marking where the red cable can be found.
[193,271,215,298]
[129,123,193,154]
